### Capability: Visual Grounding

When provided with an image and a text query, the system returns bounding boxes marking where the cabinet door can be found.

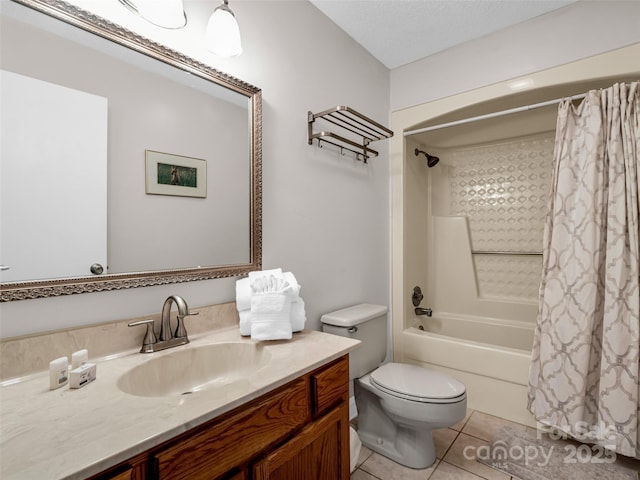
[154,378,309,480]
[253,403,350,480]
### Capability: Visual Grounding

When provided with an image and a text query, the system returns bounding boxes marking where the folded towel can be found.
[249,273,293,341]
[239,296,307,336]
[251,321,292,341]
[250,292,292,341]
[239,309,252,336]
[236,271,301,311]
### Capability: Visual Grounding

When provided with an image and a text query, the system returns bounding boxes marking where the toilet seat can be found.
[370,363,466,404]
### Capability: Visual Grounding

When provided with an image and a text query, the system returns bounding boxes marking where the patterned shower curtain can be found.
[528,81,640,459]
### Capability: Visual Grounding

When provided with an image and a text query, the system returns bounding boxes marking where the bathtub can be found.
[395,312,537,427]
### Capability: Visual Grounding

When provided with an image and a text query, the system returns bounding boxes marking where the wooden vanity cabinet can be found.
[88,355,350,480]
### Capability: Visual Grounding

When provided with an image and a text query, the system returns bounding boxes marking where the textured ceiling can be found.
[309,0,577,69]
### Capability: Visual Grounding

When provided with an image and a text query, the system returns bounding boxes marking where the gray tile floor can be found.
[350,409,640,480]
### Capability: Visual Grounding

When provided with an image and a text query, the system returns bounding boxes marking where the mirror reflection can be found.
[0,0,262,300]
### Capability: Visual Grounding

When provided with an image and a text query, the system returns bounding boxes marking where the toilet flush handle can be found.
[348,326,358,334]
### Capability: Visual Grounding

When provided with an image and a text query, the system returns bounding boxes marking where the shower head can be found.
[414,148,439,168]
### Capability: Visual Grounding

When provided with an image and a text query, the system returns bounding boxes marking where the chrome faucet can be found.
[160,295,190,341]
[415,307,433,317]
[128,295,199,353]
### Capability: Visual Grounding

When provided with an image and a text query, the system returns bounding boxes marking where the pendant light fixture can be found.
[118,0,187,29]
[206,0,242,57]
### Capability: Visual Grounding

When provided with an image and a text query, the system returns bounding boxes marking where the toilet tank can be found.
[321,304,388,380]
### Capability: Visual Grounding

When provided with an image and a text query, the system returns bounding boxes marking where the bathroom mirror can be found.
[0,0,262,301]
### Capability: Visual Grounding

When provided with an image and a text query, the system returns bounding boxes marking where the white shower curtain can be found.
[528,82,640,459]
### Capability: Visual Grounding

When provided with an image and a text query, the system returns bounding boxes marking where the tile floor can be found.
[350,409,640,480]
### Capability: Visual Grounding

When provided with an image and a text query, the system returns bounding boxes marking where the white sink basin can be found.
[117,342,271,397]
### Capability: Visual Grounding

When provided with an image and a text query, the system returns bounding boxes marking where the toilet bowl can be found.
[355,362,466,468]
[321,304,467,469]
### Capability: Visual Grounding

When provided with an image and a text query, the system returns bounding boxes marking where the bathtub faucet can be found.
[415,307,433,317]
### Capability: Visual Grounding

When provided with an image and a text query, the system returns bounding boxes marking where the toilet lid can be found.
[370,363,466,402]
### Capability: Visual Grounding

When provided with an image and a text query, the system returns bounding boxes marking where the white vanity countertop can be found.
[0,327,360,480]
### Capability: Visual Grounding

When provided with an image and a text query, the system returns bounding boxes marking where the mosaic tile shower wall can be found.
[445,132,555,301]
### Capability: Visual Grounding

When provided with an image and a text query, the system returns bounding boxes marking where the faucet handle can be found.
[128,319,158,353]
[175,311,198,339]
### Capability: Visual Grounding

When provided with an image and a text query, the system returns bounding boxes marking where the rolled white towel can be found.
[239,309,252,336]
[291,297,307,332]
[235,277,253,312]
[282,272,301,299]
[250,292,292,341]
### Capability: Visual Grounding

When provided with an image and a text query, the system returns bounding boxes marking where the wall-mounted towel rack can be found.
[308,106,393,163]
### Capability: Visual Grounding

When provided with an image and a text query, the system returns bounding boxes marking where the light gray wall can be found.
[0,0,391,338]
[391,1,640,112]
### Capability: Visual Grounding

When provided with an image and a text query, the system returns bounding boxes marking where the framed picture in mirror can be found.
[145,150,207,198]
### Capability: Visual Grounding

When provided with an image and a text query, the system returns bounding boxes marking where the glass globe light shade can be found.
[206,2,242,57]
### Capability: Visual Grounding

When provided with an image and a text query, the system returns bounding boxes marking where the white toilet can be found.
[321,304,466,469]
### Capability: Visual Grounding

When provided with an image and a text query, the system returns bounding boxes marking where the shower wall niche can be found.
[431,132,554,303]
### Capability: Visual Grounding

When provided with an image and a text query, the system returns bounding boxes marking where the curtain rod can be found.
[404,92,587,137]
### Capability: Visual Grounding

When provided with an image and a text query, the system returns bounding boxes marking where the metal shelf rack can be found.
[307,106,393,163]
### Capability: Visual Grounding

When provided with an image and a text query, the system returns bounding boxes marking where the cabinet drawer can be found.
[310,356,348,415]
[154,378,309,480]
